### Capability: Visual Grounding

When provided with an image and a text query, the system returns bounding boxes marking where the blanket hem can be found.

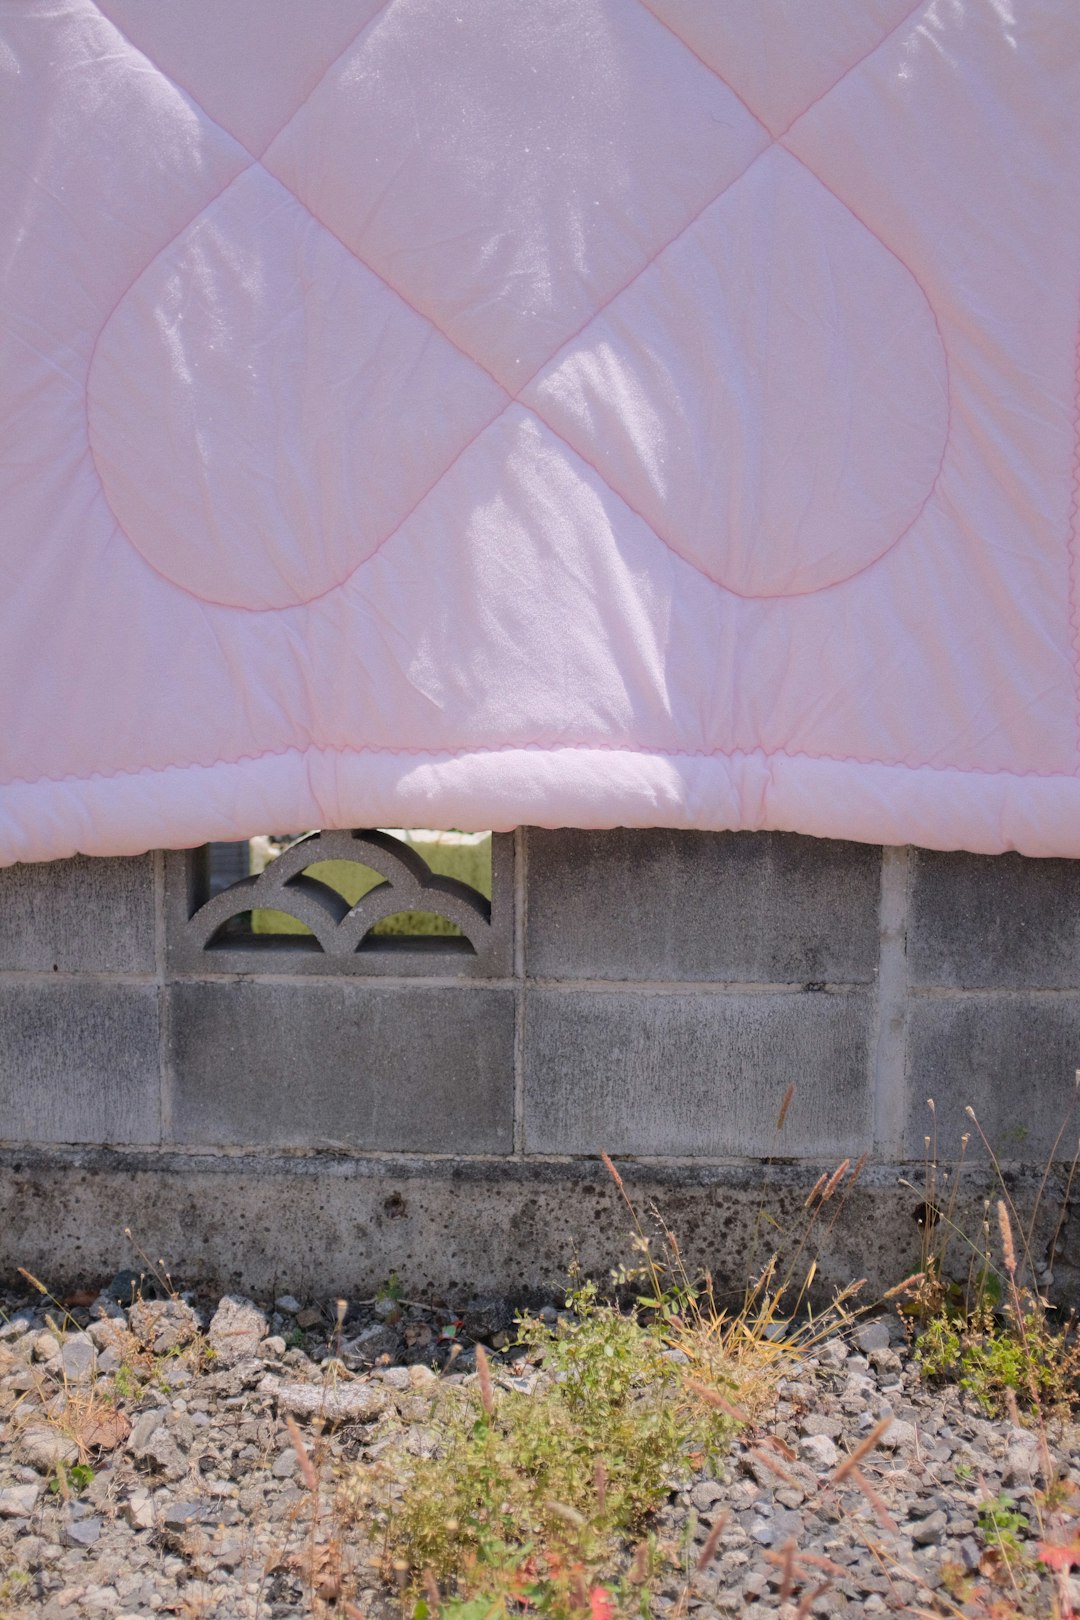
[3,744,1079,864]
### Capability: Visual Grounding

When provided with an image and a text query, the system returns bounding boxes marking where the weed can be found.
[977,1493,1031,1562]
[349,1278,731,1617]
[48,1461,94,1496]
[0,1571,30,1613]
[916,1303,1080,1416]
[904,1094,1080,1419]
[375,1272,404,1325]
[599,1146,874,1413]
[112,1361,142,1400]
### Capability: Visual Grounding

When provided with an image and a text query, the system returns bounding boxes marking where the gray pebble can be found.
[911,1509,948,1546]
[61,1517,102,1548]
[854,1321,891,1354]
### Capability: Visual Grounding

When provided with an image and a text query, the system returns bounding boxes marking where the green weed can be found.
[353,1278,731,1618]
[978,1493,1031,1563]
[48,1461,95,1496]
[916,1304,1080,1417]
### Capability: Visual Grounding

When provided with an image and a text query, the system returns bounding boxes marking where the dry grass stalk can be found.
[545,1500,588,1530]
[286,1415,318,1494]
[695,1510,728,1571]
[475,1343,495,1417]
[1025,1068,1080,1263]
[749,1446,799,1487]
[628,1541,650,1584]
[830,1417,892,1484]
[594,1457,607,1514]
[796,1579,834,1617]
[685,1379,749,1425]
[422,1569,441,1613]
[763,1547,845,1578]
[776,1083,795,1131]
[776,1535,797,1604]
[848,1466,897,1533]
[762,1432,797,1463]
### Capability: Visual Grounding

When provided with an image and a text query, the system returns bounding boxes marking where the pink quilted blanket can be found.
[4,0,1080,864]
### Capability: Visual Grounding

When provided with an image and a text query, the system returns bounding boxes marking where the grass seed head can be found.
[629,1541,650,1584]
[820,1160,851,1203]
[695,1510,729,1571]
[804,1172,828,1209]
[285,1415,318,1494]
[600,1152,624,1191]
[997,1200,1017,1277]
[831,1417,892,1484]
[777,1535,797,1604]
[475,1343,495,1417]
[883,1273,925,1300]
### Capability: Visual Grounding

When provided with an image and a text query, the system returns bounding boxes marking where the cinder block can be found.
[523,987,872,1156]
[167,981,515,1152]
[524,829,880,983]
[0,981,160,1144]
[906,996,1080,1160]
[0,854,157,973]
[909,850,1080,990]
[165,834,514,978]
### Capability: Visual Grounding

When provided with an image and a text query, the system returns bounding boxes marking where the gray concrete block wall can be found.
[0,981,161,1146]
[0,852,157,974]
[522,987,873,1156]
[167,980,515,1153]
[1,829,1078,1293]
[525,829,882,983]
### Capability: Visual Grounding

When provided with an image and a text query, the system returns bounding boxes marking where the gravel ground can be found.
[0,1281,1076,1618]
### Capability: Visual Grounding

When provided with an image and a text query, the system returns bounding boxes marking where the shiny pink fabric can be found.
[3,0,1080,862]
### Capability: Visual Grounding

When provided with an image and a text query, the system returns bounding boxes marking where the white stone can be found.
[208,1296,267,1366]
[60,1334,97,1385]
[121,1491,155,1531]
[258,1374,388,1424]
[879,1418,917,1453]
[0,1483,40,1518]
[798,1433,840,1471]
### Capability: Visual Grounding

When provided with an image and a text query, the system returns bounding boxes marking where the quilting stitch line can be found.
[1,733,1074,795]
[82,0,946,612]
[82,0,518,613]
[524,0,952,599]
[81,1,768,609]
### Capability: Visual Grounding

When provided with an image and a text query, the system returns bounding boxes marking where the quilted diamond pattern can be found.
[94,0,388,155]
[264,0,769,389]
[3,0,1080,862]
[525,147,948,597]
[88,168,506,609]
